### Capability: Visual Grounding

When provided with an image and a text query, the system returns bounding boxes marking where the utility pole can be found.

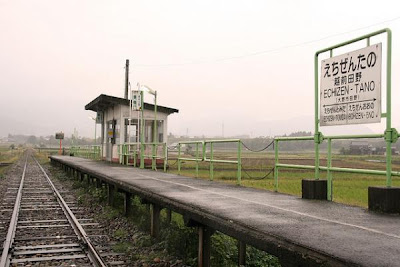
[124,59,129,99]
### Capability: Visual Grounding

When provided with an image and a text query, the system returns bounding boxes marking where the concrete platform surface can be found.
[51,156,400,266]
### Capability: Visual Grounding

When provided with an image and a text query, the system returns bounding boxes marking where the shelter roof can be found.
[85,94,179,115]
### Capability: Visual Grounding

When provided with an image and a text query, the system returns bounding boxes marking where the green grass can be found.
[169,153,400,208]
[0,146,24,178]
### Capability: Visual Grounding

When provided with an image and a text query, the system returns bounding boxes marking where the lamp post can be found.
[88,116,96,145]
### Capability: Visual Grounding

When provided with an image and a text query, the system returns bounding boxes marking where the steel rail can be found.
[33,157,107,267]
[0,155,28,267]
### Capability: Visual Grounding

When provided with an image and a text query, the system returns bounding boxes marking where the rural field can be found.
[0,146,23,178]
[168,150,400,208]
[4,145,399,208]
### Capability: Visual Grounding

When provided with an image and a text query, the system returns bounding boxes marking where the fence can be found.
[177,139,242,185]
[117,143,167,171]
[70,145,101,160]
[177,141,203,177]
[274,134,400,200]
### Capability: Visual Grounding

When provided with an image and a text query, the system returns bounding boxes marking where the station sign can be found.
[96,112,103,124]
[320,43,382,126]
[131,90,142,111]
[55,132,64,140]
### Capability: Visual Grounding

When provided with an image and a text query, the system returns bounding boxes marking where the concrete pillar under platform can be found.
[302,179,327,200]
[369,186,400,213]
[151,204,161,238]
[238,241,246,266]
[124,192,132,216]
[198,225,214,267]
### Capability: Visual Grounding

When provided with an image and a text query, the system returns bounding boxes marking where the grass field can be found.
[0,146,23,178]
[168,151,400,208]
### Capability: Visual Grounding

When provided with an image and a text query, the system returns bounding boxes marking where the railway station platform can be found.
[50,155,400,267]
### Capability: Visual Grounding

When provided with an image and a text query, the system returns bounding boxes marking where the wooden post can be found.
[108,184,115,206]
[238,241,246,266]
[151,204,161,238]
[85,175,90,191]
[96,178,102,188]
[124,192,132,216]
[198,225,213,267]
[166,209,172,223]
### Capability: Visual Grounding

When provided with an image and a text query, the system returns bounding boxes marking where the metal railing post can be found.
[163,143,167,172]
[327,138,332,201]
[140,143,145,169]
[210,142,214,181]
[274,139,278,192]
[152,143,156,170]
[178,144,181,175]
[237,140,241,185]
[133,145,137,167]
[196,143,199,178]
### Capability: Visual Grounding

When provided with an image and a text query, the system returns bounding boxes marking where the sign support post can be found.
[308,28,400,212]
[55,132,64,155]
[385,30,393,187]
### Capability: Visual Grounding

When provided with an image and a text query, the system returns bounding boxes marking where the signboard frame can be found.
[319,43,382,126]
[55,132,64,140]
[314,28,394,186]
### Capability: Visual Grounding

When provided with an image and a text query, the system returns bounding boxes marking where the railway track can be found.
[0,152,124,266]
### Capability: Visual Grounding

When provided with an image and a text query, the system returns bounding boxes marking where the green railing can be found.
[177,139,242,185]
[71,145,101,160]
[118,143,167,171]
[177,141,204,178]
[117,143,139,166]
[274,134,400,200]
[141,142,167,171]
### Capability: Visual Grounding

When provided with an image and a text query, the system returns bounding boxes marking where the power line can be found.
[134,16,400,68]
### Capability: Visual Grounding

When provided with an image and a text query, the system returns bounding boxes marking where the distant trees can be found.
[27,135,38,145]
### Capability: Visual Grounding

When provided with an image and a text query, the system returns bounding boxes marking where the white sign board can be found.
[131,90,142,111]
[320,43,382,126]
[96,112,103,124]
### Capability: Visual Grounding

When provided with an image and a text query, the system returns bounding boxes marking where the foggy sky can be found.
[1,0,400,138]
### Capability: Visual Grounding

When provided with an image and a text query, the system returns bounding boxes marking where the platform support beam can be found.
[108,184,116,206]
[124,192,132,216]
[96,178,102,188]
[166,209,172,223]
[198,225,214,267]
[238,241,246,266]
[151,204,161,238]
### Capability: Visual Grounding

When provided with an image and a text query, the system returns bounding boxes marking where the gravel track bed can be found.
[0,153,129,266]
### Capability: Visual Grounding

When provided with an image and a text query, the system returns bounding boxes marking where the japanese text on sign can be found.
[320,43,382,126]
[131,90,142,111]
